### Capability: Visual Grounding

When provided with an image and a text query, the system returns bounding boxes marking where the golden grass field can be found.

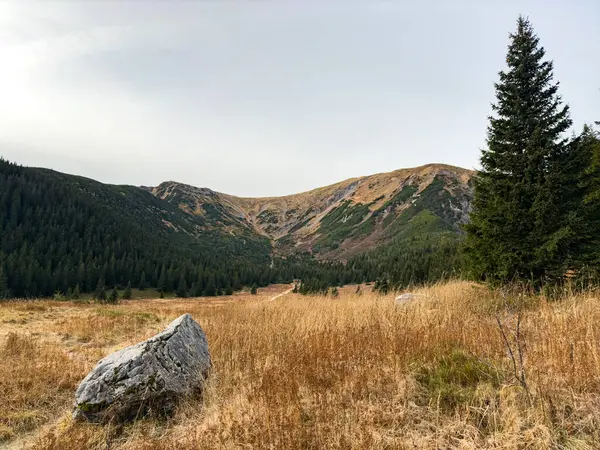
[1,281,600,449]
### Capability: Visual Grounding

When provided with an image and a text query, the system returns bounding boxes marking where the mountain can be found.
[0,159,473,298]
[149,164,474,260]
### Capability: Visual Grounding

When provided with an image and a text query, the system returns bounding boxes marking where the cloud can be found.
[0,5,177,160]
[0,1,597,196]
[0,3,332,195]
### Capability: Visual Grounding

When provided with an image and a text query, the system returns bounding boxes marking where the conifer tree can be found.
[581,126,600,204]
[204,274,217,297]
[77,263,85,287]
[232,274,242,291]
[109,286,119,304]
[157,266,167,293]
[465,16,572,285]
[72,284,81,300]
[176,274,188,298]
[139,271,147,290]
[122,281,132,300]
[568,126,600,272]
[95,278,106,300]
[376,279,389,295]
[250,284,258,295]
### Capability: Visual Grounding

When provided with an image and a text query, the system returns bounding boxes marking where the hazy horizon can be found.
[1,1,598,196]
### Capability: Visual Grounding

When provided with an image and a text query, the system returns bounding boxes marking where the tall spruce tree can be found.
[464,17,572,285]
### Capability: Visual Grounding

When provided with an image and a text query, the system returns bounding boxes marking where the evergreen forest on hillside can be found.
[0,160,278,298]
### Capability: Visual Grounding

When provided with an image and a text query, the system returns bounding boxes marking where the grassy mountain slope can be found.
[151,164,474,260]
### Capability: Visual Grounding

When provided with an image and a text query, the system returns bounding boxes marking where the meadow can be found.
[1,282,600,449]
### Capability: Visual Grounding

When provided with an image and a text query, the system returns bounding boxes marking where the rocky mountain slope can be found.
[150,164,474,260]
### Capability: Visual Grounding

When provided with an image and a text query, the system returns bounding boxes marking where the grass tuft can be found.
[414,348,502,410]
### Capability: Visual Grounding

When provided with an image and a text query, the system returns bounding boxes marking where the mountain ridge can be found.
[149,163,474,260]
[150,163,473,200]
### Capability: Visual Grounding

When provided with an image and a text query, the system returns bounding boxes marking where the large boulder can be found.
[73,313,211,423]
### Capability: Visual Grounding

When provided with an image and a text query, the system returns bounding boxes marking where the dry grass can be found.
[1,282,600,449]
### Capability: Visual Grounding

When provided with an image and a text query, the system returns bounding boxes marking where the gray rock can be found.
[73,313,211,423]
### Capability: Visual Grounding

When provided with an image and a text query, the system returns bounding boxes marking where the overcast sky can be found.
[0,1,598,197]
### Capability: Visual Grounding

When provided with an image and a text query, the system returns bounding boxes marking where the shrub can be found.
[108,287,119,304]
[414,349,501,411]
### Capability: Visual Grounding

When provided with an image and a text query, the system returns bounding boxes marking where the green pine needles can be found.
[465,17,599,288]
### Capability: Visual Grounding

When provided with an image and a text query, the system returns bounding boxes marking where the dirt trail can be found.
[269,286,294,301]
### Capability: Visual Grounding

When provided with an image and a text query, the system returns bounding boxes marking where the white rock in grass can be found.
[395,293,427,304]
[73,313,211,423]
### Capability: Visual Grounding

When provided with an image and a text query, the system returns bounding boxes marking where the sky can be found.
[0,1,598,197]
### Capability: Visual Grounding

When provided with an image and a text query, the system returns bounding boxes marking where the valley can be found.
[1,4,598,449]
[0,159,472,299]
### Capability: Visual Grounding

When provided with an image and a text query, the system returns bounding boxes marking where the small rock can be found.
[73,313,211,423]
[395,293,426,304]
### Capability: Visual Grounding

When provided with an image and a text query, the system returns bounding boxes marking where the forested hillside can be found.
[0,159,275,298]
